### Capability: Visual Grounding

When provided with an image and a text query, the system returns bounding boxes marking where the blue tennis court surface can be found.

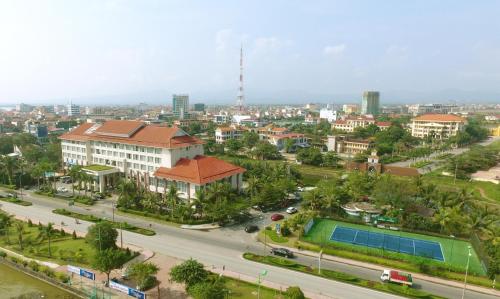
[331,226,444,261]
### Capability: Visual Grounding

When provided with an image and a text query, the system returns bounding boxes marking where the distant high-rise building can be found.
[342,104,359,114]
[16,103,34,113]
[194,103,205,112]
[361,91,380,115]
[172,94,189,119]
[67,102,81,117]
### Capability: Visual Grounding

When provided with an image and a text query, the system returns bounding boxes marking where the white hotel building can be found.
[60,120,245,199]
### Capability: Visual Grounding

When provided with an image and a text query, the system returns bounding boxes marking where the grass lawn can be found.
[0,220,95,267]
[223,276,288,299]
[422,171,500,204]
[82,164,115,172]
[303,219,486,276]
[295,164,342,186]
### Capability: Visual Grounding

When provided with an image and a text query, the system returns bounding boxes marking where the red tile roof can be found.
[154,155,245,184]
[375,121,392,127]
[413,114,465,122]
[59,121,203,148]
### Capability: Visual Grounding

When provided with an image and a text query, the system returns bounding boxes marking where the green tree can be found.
[323,151,341,167]
[86,222,118,251]
[92,248,127,284]
[225,139,243,155]
[190,281,225,299]
[170,258,208,287]
[0,212,13,244]
[241,131,259,149]
[252,141,281,160]
[296,148,323,166]
[117,179,138,208]
[127,262,159,290]
[14,222,25,250]
[285,286,305,299]
[167,184,180,219]
[68,165,82,196]
[37,222,56,257]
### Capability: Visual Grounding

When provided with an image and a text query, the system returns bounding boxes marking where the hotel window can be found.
[140,147,145,152]
[148,166,153,172]
[140,155,145,161]
[126,162,131,168]
[155,148,161,154]
[141,164,146,170]
[133,154,138,160]
[147,148,154,153]
[147,156,153,163]
[155,157,161,164]
[133,163,139,169]
[177,182,188,193]
[120,152,125,158]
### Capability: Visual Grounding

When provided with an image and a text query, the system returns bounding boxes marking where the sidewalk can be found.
[210,266,332,299]
[266,243,500,297]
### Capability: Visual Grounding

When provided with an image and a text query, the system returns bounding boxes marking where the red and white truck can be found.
[380,269,413,287]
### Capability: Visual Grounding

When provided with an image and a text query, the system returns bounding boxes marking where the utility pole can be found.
[461,246,472,299]
[318,250,323,275]
[454,161,458,185]
[120,222,123,249]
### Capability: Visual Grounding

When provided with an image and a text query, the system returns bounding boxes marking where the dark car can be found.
[270,248,294,258]
[92,193,104,200]
[271,214,284,221]
[244,225,259,233]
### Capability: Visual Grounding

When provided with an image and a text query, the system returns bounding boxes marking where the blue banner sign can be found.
[110,280,146,299]
[67,265,96,281]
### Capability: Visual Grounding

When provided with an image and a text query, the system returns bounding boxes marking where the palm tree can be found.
[68,165,82,196]
[304,189,322,211]
[117,179,137,208]
[166,184,179,219]
[468,206,495,236]
[246,175,261,197]
[3,156,17,185]
[14,222,25,250]
[38,222,55,257]
[193,189,206,218]
[0,213,13,244]
[142,192,159,213]
[31,164,43,190]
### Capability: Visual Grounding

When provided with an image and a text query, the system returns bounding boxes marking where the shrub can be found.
[28,260,40,272]
[9,256,20,264]
[0,251,6,258]
[72,230,77,239]
[285,286,305,299]
[189,281,225,299]
[27,219,33,227]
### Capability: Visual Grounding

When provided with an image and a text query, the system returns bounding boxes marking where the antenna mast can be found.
[236,45,244,111]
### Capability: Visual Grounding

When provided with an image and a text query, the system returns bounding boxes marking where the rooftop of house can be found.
[59,120,204,148]
[412,114,465,122]
[154,155,245,185]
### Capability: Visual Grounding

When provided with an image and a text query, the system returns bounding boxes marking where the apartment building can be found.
[331,116,391,132]
[327,135,374,155]
[410,114,466,139]
[407,104,457,116]
[267,133,308,151]
[215,126,247,144]
[60,120,244,198]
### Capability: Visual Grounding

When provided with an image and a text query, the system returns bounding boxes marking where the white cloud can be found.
[253,37,292,54]
[215,29,233,53]
[323,44,346,56]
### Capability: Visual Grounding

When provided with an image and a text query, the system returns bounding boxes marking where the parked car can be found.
[60,176,73,184]
[245,225,259,233]
[92,193,104,200]
[271,214,284,221]
[286,207,298,214]
[57,187,68,193]
[270,248,294,258]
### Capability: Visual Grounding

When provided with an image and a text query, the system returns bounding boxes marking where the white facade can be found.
[319,109,338,123]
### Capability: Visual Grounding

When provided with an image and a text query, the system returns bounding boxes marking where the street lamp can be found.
[461,245,472,299]
[257,269,268,299]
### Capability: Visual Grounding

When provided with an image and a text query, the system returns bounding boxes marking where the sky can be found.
[0,0,500,105]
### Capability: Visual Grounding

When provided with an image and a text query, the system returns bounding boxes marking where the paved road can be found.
[388,136,500,172]
[1,191,498,299]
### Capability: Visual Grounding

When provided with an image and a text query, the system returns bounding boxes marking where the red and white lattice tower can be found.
[236,45,244,111]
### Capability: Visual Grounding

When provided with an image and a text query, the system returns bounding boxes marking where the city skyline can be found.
[1,1,500,105]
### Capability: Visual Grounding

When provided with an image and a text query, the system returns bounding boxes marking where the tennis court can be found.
[331,226,445,261]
